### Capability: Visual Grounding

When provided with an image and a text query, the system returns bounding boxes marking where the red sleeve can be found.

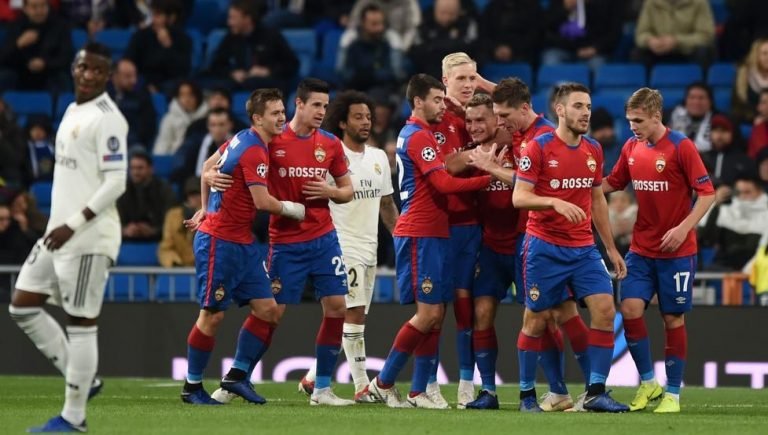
[427,170,491,193]
[328,137,349,178]
[593,142,604,187]
[516,140,542,184]
[679,138,715,195]
[407,130,446,175]
[241,146,269,186]
[606,141,632,191]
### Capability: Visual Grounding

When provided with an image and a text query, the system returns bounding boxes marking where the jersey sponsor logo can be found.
[486,180,511,191]
[279,166,329,178]
[421,147,437,162]
[314,146,326,162]
[102,154,123,162]
[548,159,559,168]
[421,277,433,294]
[374,163,382,175]
[632,179,669,191]
[550,179,560,189]
[257,163,267,178]
[696,175,710,185]
[353,188,382,199]
[56,154,78,169]
[557,177,594,189]
[433,132,446,145]
[656,154,666,173]
[274,149,286,158]
[519,156,532,171]
[106,136,120,152]
[586,154,597,173]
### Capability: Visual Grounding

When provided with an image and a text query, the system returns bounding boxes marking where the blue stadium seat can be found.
[531,91,550,115]
[151,93,168,124]
[94,29,133,60]
[152,154,175,179]
[232,91,250,124]
[591,93,626,118]
[30,181,53,215]
[204,28,227,69]
[474,0,491,12]
[285,90,298,120]
[155,274,197,301]
[186,0,226,35]
[537,64,590,91]
[311,29,343,85]
[714,89,732,112]
[649,64,702,89]
[707,63,736,89]
[282,29,316,78]
[593,63,646,93]
[480,63,533,86]
[117,242,160,266]
[186,29,205,73]
[105,274,150,301]
[656,87,686,106]
[71,28,88,51]
[55,92,75,122]
[741,124,752,140]
[373,275,395,303]
[3,91,53,117]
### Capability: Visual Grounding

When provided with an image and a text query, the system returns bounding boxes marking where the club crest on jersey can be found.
[314,146,326,162]
[586,154,597,173]
[628,157,635,166]
[519,156,532,172]
[374,163,382,175]
[422,147,437,161]
[257,163,267,178]
[529,285,540,301]
[433,132,446,145]
[655,154,666,173]
[214,285,225,302]
[421,277,433,294]
[271,279,282,294]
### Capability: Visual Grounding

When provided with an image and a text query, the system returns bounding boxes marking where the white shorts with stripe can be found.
[15,239,112,319]
[344,263,376,314]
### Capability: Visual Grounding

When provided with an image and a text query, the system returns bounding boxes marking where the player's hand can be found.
[468,143,499,172]
[606,247,627,280]
[17,30,39,48]
[302,176,333,200]
[552,199,587,224]
[660,224,687,253]
[44,225,75,251]
[204,164,233,191]
[184,209,206,231]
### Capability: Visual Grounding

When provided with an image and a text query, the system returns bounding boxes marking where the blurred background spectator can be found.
[478,0,542,64]
[590,107,620,174]
[108,59,157,149]
[23,115,54,183]
[171,108,234,184]
[0,99,26,189]
[158,176,200,267]
[344,0,421,51]
[702,114,754,186]
[153,79,207,155]
[667,82,716,151]
[749,89,768,158]
[8,189,46,238]
[608,190,637,256]
[634,0,715,67]
[0,202,35,264]
[732,38,768,125]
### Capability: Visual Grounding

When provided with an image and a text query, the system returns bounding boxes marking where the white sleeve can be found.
[88,111,128,214]
[379,150,394,196]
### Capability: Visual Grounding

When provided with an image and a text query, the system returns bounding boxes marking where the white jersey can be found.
[330,143,393,266]
[50,92,128,260]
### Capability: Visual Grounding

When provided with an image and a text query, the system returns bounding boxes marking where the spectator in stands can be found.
[157,176,200,267]
[700,175,768,271]
[540,0,621,70]
[702,114,755,187]
[344,0,421,50]
[668,82,715,152]
[0,99,26,189]
[0,203,35,264]
[607,190,637,256]
[153,79,207,155]
[208,0,299,93]
[756,148,768,191]
[748,89,768,159]
[634,0,715,67]
[8,189,46,237]
[23,115,54,183]
[117,149,177,241]
[732,39,768,125]
[124,0,192,94]
[337,3,405,96]
[108,59,157,149]
[180,88,246,145]
[370,98,398,148]
[172,108,234,184]
[747,234,768,306]
[0,0,73,93]
[409,0,478,79]
[590,107,620,174]
[478,0,541,64]
[59,0,112,31]
[719,0,768,62]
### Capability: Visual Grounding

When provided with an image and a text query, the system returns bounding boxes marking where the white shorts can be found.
[344,263,376,314]
[15,240,112,319]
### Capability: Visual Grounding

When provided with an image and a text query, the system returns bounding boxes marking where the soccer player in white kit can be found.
[298,90,399,402]
[8,43,128,433]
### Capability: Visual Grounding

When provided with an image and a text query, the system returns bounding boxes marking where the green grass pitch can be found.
[1,376,767,434]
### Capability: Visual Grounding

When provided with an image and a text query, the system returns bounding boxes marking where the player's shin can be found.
[623,316,655,382]
[62,325,98,425]
[664,324,687,396]
[342,322,368,392]
[517,331,542,398]
[8,305,69,375]
[454,296,474,382]
[411,329,440,396]
[586,328,614,396]
[539,327,568,395]
[315,317,344,390]
[473,327,498,393]
[186,325,216,388]
[378,322,427,387]
[561,315,591,389]
[227,314,275,381]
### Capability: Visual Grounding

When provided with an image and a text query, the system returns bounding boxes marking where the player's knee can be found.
[473,302,494,329]
[344,306,366,324]
[198,309,225,332]
[521,312,547,336]
[620,299,645,319]
[591,299,616,326]
[662,313,684,329]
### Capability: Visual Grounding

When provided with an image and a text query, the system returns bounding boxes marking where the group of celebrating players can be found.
[8,44,715,432]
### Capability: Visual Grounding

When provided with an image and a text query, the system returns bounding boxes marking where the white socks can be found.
[9,305,69,374]
[62,326,98,425]
[342,323,368,392]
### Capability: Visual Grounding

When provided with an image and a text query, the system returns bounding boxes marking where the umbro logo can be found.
[275,149,286,158]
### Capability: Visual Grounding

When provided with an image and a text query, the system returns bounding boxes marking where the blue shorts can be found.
[621,252,696,314]
[447,224,481,291]
[395,236,451,305]
[194,232,272,310]
[473,244,513,300]
[520,234,614,312]
[267,231,348,305]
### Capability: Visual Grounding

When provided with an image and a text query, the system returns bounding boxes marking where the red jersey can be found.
[432,99,478,226]
[199,128,268,244]
[268,125,348,244]
[517,132,604,248]
[511,114,557,235]
[477,146,520,254]
[606,129,715,258]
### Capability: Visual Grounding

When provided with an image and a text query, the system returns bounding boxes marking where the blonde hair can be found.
[442,52,475,77]
[735,38,768,103]
[625,87,664,117]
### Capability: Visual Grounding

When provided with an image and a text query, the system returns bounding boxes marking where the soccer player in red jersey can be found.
[181,88,306,405]
[513,83,629,413]
[603,88,715,413]
[368,74,491,409]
